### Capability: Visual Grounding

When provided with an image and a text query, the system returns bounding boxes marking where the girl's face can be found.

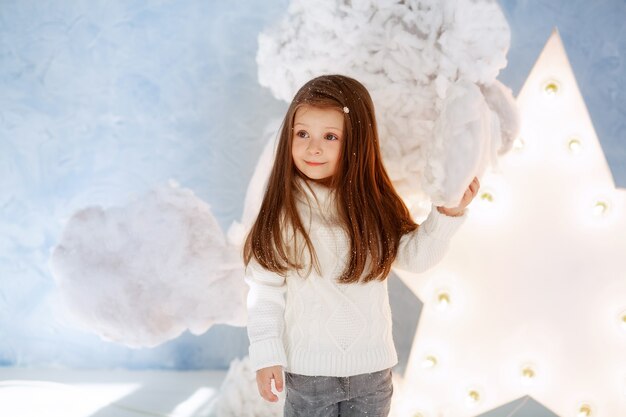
[291,104,344,181]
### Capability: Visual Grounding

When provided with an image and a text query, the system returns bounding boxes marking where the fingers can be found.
[468,177,480,195]
[471,176,480,191]
[275,369,284,393]
[461,177,480,204]
[256,369,282,403]
[258,375,278,402]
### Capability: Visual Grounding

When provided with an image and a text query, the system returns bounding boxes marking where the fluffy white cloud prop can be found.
[49,181,247,348]
[257,0,519,209]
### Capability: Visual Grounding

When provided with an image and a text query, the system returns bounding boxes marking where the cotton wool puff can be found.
[257,0,519,209]
[48,180,248,348]
[211,356,284,417]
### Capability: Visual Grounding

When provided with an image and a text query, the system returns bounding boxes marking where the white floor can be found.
[0,368,229,417]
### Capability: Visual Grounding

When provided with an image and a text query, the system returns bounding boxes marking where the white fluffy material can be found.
[49,180,248,348]
[212,356,284,417]
[227,117,282,247]
[257,0,519,208]
[480,79,520,157]
[425,78,494,205]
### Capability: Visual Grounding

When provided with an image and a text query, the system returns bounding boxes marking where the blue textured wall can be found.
[0,0,624,372]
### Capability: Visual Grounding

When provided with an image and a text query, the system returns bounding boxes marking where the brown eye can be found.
[296,130,308,138]
[325,134,339,141]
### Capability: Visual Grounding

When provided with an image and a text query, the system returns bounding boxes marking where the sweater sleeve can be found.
[393,203,468,274]
[244,258,288,372]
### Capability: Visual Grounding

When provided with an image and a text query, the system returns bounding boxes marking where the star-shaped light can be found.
[391,28,626,417]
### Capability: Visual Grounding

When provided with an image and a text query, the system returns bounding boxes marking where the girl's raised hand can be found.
[436,176,480,217]
[256,365,284,402]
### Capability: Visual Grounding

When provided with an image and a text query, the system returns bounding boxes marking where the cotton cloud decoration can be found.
[257,0,519,209]
[49,181,247,348]
[50,0,518,348]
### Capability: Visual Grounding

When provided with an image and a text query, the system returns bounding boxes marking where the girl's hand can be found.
[437,176,480,217]
[256,365,284,402]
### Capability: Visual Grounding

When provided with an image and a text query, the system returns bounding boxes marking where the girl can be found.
[242,74,479,417]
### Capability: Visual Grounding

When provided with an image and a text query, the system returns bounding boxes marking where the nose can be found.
[306,138,322,155]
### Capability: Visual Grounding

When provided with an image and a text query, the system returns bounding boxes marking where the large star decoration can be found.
[391,29,626,417]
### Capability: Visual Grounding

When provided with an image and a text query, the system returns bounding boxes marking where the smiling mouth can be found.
[305,161,326,166]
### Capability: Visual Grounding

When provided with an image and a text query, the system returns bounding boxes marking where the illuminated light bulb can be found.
[467,389,481,404]
[577,403,592,417]
[521,365,535,381]
[513,137,525,151]
[480,192,494,203]
[421,355,438,369]
[592,201,609,217]
[436,291,450,310]
[567,137,582,154]
[543,80,560,96]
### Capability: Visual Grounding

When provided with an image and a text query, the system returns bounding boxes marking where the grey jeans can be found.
[283,367,393,417]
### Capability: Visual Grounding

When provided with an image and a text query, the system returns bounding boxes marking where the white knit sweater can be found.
[244,177,468,377]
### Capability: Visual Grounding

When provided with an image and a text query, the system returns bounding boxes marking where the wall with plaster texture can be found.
[0,0,623,373]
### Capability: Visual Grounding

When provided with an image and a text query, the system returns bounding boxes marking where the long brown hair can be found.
[242,74,418,283]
